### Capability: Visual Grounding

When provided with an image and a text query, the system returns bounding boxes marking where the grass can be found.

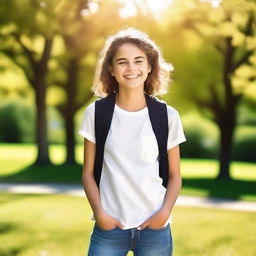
[0,144,255,256]
[0,192,255,256]
[0,143,256,201]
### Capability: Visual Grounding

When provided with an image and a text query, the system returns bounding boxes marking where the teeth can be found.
[125,75,139,79]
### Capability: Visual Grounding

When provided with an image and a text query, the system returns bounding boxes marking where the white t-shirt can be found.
[79,100,186,229]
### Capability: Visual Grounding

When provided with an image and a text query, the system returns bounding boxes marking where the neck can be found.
[116,88,146,112]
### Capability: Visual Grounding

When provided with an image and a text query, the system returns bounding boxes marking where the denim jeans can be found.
[88,223,173,256]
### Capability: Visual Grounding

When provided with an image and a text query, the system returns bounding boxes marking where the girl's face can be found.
[109,43,151,92]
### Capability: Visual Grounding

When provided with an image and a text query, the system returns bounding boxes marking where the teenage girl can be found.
[79,28,186,256]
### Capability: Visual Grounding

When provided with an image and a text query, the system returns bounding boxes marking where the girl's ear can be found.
[148,64,152,73]
[109,66,114,76]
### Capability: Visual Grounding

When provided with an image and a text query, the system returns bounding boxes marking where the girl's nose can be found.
[126,62,136,71]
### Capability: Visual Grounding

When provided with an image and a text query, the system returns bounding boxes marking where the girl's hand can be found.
[137,209,170,230]
[95,211,125,231]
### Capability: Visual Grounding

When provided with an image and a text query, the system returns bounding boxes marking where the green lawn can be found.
[0,144,256,256]
[0,192,255,256]
[0,143,256,201]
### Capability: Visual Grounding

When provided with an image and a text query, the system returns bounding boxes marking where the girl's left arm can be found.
[161,144,182,215]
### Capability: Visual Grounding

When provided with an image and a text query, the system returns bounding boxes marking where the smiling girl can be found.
[79,28,186,256]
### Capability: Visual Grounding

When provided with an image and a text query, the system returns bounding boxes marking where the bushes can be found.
[181,113,256,162]
[0,99,64,144]
[0,98,35,143]
[181,113,218,159]
[232,127,256,163]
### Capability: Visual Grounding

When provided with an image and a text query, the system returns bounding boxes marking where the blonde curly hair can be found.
[91,28,173,97]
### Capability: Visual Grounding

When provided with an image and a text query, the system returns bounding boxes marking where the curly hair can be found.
[91,28,173,97]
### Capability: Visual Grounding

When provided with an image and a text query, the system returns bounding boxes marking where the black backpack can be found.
[93,93,169,189]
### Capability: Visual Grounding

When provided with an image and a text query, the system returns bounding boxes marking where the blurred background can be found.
[0,0,255,255]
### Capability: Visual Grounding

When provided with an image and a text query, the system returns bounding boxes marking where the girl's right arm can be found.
[82,138,124,230]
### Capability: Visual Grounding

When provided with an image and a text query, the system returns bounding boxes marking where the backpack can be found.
[93,93,169,189]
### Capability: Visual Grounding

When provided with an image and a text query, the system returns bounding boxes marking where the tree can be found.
[0,0,58,164]
[163,0,256,179]
[53,0,93,164]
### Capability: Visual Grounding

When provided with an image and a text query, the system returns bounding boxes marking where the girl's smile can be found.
[124,74,140,79]
[110,43,151,90]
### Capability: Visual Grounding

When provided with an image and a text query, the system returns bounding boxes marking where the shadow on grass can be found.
[0,221,26,256]
[0,247,23,256]
[0,222,17,234]
[1,164,255,201]
[182,178,256,200]
[0,164,83,184]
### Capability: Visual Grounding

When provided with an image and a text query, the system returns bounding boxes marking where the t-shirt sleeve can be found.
[78,102,96,144]
[167,106,187,150]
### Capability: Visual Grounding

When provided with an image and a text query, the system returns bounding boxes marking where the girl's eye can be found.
[135,60,143,64]
[118,62,127,65]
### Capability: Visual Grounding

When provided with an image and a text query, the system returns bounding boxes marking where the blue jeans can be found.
[88,223,173,256]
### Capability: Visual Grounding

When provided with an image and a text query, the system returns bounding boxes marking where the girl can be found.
[79,28,186,256]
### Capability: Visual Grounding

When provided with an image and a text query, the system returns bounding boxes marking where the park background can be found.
[0,0,255,255]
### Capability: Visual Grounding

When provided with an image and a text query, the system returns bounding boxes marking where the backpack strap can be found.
[94,93,169,189]
[145,94,169,188]
[94,94,115,188]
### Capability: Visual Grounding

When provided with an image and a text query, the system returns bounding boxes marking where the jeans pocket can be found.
[95,224,118,232]
[146,224,169,231]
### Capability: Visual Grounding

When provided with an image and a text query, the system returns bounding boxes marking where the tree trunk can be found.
[216,111,235,180]
[33,37,53,165]
[34,77,51,165]
[216,92,241,180]
[216,36,235,179]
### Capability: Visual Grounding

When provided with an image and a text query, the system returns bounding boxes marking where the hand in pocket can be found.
[95,211,125,231]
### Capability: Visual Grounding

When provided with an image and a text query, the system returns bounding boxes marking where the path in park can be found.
[0,182,256,212]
